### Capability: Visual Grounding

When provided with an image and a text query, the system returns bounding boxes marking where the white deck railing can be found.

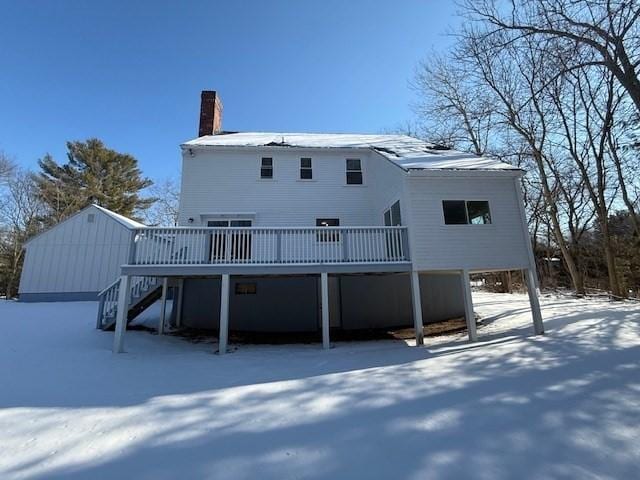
[96,276,159,329]
[129,226,410,266]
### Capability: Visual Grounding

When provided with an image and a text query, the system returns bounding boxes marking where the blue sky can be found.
[0,1,457,180]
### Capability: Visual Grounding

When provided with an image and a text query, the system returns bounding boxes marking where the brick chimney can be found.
[198,91,223,136]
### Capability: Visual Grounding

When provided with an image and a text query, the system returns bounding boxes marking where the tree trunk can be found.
[599,218,624,298]
[533,152,585,295]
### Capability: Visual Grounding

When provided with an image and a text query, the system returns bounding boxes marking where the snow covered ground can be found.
[0,292,639,480]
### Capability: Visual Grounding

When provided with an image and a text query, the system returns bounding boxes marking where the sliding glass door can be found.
[208,220,252,262]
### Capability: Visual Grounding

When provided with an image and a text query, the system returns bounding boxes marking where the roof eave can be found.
[406,168,524,177]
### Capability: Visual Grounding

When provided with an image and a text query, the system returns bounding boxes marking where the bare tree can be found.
[549,67,626,296]
[0,169,45,298]
[139,177,180,226]
[459,28,586,293]
[411,0,640,296]
[461,0,640,113]
[607,102,640,238]
[0,151,15,182]
[412,54,496,153]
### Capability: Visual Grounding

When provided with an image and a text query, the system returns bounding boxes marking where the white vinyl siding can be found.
[366,151,406,226]
[18,206,132,295]
[406,175,529,271]
[179,149,379,227]
[178,146,530,273]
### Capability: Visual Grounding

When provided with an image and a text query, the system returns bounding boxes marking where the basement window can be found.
[235,282,257,295]
[346,159,363,185]
[300,157,313,179]
[443,200,491,225]
[260,157,273,179]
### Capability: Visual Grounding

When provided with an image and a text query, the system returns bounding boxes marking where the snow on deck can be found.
[183,132,519,171]
[0,292,639,479]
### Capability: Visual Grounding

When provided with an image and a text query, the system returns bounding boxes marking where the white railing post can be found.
[128,230,137,265]
[113,275,132,353]
[341,230,348,261]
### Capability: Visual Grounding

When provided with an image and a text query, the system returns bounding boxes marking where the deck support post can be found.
[175,278,184,328]
[113,275,132,353]
[461,269,478,342]
[218,274,230,354]
[321,272,330,349]
[525,268,544,335]
[410,270,424,346]
[158,277,169,335]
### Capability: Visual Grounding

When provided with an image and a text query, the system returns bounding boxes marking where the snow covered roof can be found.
[92,205,146,229]
[183,132,519,171]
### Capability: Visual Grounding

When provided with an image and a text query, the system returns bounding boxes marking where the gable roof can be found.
[24,204,145,247]
[92,204,145,229]
[182,132,519,171]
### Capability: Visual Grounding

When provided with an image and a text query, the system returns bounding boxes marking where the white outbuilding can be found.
[19,204,144,302]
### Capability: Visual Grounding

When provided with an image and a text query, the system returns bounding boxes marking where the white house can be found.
[20,90,544,353]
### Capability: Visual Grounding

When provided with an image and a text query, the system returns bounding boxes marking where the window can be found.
[235,282,257,295]
[87,213,95,223]
[260,157,273,179]
[442,201,468,225]
[316,218,340,242]
[300,157,313,179]
[384,200,402,226]
[383,201,403,258]
[346,158,362,184]
[442,200,491,225]
[467,201,492,224]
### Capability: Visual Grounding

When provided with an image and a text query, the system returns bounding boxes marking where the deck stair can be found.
[96,276,161,330]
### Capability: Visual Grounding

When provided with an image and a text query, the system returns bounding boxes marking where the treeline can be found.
[413,0,640,298]
[0,140,179,298]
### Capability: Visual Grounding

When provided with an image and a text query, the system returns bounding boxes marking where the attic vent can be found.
[87,213,95,223]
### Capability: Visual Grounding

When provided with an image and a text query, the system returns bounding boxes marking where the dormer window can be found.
[346,159,362,185]
[260,157,273,179]
[300,158,313,179]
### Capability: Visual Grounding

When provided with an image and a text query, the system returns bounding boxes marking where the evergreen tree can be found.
[36,138,153,224]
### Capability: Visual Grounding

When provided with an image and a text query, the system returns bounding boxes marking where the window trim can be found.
[383,200,402,226]
[442,200,492,225]
[299,157,313,180]
[259,157,274,180]
[345,158,363,185]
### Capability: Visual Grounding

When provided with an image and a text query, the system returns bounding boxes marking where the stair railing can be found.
[96,278,121,329]
[96,276,159,329]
